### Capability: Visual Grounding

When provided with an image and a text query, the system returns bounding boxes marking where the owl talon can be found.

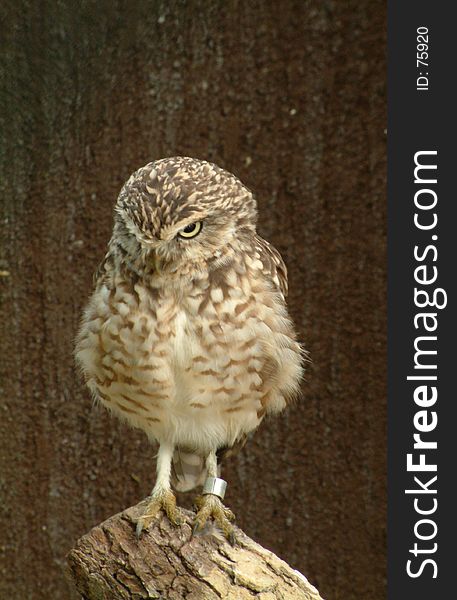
[227,530,237,546]
[192,520,204,536]
[192,493,237,543]
[136,488,182,537]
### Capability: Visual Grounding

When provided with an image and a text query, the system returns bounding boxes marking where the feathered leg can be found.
[136,442,183,536]
[193,450,236,544]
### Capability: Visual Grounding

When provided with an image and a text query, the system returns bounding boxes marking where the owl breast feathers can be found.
[75,157,304,492]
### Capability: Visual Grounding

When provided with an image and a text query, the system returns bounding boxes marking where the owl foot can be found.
[192,494,237,544]
[136,488,183,537]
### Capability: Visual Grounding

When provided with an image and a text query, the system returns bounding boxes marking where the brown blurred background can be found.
[0,1,386,599]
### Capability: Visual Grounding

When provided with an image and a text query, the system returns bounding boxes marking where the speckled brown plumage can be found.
[75,157,305,540]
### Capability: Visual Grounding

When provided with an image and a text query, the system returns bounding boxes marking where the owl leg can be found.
[193,450,236,544]
[136,442,183,537]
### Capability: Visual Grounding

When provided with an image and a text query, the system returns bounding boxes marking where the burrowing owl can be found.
[75,157,304,542]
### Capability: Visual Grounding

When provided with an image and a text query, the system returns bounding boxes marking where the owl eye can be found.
[178,221,202,239]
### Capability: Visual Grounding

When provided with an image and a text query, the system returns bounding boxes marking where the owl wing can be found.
[254,235,288,299]
[93,247,126,288]
[91,243,116,287]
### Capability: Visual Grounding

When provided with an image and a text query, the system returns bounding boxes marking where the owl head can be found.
[112,157,258,272]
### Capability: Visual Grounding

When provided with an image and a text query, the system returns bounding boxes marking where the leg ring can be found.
[202,477,227,500]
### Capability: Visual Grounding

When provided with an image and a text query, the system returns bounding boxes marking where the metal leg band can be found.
[202,477,227,500]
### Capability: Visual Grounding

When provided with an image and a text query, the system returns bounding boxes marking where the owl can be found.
[75,157,304,542]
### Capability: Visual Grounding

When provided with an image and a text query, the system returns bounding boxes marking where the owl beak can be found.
[152,252,162,274]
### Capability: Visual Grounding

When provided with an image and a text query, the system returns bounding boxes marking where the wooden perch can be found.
[67,499,324,600]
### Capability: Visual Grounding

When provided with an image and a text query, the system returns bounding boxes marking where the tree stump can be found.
[67,499,324,600]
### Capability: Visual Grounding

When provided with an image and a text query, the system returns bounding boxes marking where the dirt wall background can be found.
[0,1,386,598]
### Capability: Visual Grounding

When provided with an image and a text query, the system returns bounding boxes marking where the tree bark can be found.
[67,500,323,600]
